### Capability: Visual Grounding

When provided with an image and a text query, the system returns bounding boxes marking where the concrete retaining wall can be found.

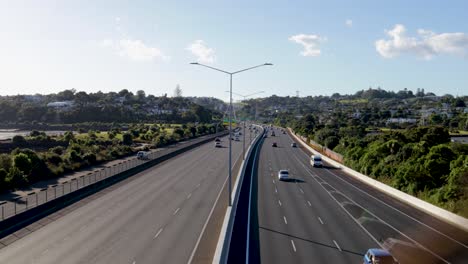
[288,128,468,232]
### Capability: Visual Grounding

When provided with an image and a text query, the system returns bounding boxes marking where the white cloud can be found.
[186,40,215,63]
[375,24,468,59]
[99,39,168,62]
[115,17,121,23]
[288,34,325,57]
[345,19,353,27]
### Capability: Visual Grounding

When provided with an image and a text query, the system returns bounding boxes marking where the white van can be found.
[311,154,322,167]
[137,151,150,160]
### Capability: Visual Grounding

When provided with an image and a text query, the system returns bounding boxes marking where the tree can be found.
[454,98,466,107]
[136,90,146,101]
[122,132,133,145]
[12,135,26,145]
[174,84,182,97]
[13,153,32,175]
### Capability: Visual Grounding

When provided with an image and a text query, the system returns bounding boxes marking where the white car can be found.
[311,155,323,167]
[215,142,222,148]
[136,151,150,160]
[278,170,289,181]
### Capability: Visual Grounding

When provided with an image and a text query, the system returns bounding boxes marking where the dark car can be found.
[272,142,277,147]
[214,137,221,142]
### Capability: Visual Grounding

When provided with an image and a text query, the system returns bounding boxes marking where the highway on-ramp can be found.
[0,130,249,264]
[254,127,468,264]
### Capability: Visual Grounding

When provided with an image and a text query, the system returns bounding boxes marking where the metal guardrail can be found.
[0,132,227,222]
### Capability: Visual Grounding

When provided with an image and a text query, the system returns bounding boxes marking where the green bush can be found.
[12,135,26,145]
[13,153,32,175]
[122,132,133,145]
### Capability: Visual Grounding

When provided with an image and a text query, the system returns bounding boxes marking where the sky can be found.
[0,0,467,101]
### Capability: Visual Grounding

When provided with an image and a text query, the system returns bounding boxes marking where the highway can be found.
[255,127,468,264]
[0,130,249,264]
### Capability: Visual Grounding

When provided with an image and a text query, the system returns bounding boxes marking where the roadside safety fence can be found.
[0,132,228,222]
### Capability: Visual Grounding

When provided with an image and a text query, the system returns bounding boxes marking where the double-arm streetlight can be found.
[190,62,273,206]
[230,91,265,160]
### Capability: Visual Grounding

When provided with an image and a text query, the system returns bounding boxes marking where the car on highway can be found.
[272,142,277,147]
[291,142,297,147]
[311,154,323,167]
[271,131,275,136]
[235,136,240,141]
[215,141,222,148]
[363,248,398,264]
[278,170,289,181]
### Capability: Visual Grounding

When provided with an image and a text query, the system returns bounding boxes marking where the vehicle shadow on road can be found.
[259,226,364,257]
[322,165,340,170]
[282,178,305,183]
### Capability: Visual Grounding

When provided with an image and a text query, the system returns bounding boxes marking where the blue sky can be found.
[0,0,467,101]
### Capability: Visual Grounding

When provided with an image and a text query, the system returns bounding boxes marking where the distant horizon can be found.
[1,1,467,101]
[1,86,466,101]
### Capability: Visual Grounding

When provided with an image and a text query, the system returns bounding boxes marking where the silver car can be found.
[278,170,289,181]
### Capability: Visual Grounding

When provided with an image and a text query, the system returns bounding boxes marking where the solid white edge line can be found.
[290,128,468,241]
[323,167,468,249]
[188,133,245,264]
[210,127,262,264]
[294,153,450,264]
[246,131,263,264]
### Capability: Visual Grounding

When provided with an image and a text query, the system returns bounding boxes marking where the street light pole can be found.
[230,91,265,160]
[190,62,272,206]
[228,73,233,206]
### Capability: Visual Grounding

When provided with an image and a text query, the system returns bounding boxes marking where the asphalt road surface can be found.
[255,128,468,264]
[0,130,250,264]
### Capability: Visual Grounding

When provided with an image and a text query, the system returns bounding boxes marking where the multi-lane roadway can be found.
[0,130,250,264]
[255,127,468,264]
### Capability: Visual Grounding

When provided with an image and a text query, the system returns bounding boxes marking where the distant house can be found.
[115,96,126,104]
[23,95,43,103]
[386,118,417,124]
[47,101,74,110]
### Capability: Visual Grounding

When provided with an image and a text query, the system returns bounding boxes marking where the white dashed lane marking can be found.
[291,240,297,252]
[318,217,324,225]
[153,228,164,239]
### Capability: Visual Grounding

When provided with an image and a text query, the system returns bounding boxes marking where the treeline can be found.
[0,123,223,192]
[0,89,217,124]
[290,114,468,217]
